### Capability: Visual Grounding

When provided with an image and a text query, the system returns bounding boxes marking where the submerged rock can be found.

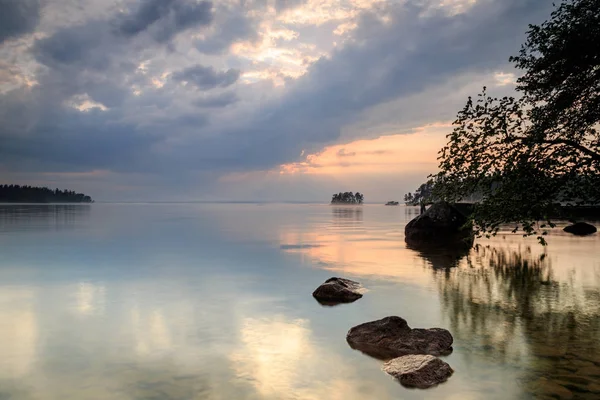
[405,201,472,247]
[312,277,363,305]
[563,222,597,236]
[383,354,453,389]
[346,316,453,359]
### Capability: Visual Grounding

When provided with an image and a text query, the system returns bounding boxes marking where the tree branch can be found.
[540,138,600,162]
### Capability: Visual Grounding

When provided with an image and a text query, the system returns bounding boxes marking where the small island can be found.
[0,184,93,203]
[385,201,399,206]
[331,192,364,205]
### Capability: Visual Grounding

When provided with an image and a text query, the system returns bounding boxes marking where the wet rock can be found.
[312,277,363,305]
[346,316,453,360]
[405,201,473,248]
[577,365,600,378]
[551,375,593,385]
[563,222,597,236]
[534,378,574,399]
[535,344,567,359]
[588,383,600,394]
[382,354,453,389]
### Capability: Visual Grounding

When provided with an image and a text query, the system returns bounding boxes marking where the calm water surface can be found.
[0,203,598,399]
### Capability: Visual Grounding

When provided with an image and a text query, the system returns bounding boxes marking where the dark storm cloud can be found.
[194,11,257,55]
[0,0,41,44]
[30,20,133,111]
[0,91,157,172]
[172,65,240,90]
[117,0,213,42]
[193,92,239,108]
[33,21,111,70]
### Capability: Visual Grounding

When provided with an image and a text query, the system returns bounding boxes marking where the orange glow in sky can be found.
[278,122,451,176]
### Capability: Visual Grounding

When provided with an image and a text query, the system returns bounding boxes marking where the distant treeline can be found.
[0,185,93,203]
[331,192,364,204]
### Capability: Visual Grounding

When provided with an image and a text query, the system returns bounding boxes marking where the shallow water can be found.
[0,203,598,399]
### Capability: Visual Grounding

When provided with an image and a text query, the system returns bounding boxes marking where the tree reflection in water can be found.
[0,204,91,232]
[331,207,363,228]
[436,245,600,398]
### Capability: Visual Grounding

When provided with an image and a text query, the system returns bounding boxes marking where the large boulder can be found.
[563,222,597,236]
[405,201,472,247]
[312,277,363,305]
[383,354,453,389]
[346,316,453,360]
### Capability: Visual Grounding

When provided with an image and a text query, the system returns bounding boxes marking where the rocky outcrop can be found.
[404,201,472,247]
[312,277,363,305]
[563,222,597,236]
[346,316,453,360]
[383,354,453,389]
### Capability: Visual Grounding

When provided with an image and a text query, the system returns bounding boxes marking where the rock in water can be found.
[346,316,453,359]
[405,201,472,247]
[383,354,453,389]
[312,277,363,305]
[563,222,597,236]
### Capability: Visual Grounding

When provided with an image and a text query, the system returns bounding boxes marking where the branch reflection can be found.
[436,245,600,398]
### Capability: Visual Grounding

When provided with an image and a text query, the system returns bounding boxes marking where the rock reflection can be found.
[437,245,600,398]
[406,238,473,269]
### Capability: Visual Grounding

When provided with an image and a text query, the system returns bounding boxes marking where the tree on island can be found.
[331,192,364,204]
[431,0,600,244]
[0,184,93,203]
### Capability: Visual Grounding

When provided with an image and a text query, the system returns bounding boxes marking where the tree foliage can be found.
[433,0,600,244]
[331,192,364,204]
[404,180,437,206]
[510,0,600,143]
[0,184,93,203]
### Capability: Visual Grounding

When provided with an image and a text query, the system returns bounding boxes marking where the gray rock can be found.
[383,354,453,389]
[312,277,363,305]
[563,222,597,236]
[405,201,472,247]
[346,316,453,359]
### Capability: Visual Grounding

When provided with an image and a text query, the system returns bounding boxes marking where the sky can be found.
[0,0,554,202]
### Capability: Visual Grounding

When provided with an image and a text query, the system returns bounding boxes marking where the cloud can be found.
[0,0,40,44]
[172,65,240,90]
[33,21,113,70]
[116,0,213,42]
[183,0,554,172]
[274,0,309,12]
[194,9,258,55]
[193,92,239,108]
[0,0,556,200]
[336,149,356,157]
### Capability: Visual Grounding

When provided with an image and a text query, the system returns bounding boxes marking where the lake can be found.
[0,203,598,399]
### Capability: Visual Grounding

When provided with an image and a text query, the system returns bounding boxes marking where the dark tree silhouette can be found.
[331,192,364,204]
[0,184,93,203]
[433,0,600,244]
[404,180,437,206]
